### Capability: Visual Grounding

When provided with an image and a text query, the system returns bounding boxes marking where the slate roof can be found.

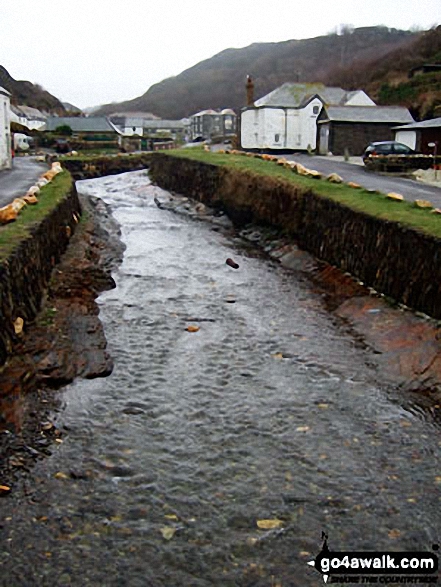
[191,109,219,117]
[320,106,414,124]
[110,111,160,120]
[17,105,46,120]
[45,117,121,133]
[393,117,441,130]
[254,83,353,108]
[143,120,186,129]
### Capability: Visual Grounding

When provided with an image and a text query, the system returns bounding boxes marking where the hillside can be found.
[324,25,441,119]
[95,26,417,119]
[0,65,67,114]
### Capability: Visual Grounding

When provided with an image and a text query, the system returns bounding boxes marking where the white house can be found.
[9,105,46,130]
[0,86,12,170]
[109,112,160,136]
[241,83,375,151]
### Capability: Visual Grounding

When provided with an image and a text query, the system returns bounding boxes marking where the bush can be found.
[55,125,73,136]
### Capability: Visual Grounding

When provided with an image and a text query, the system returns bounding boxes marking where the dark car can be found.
[362,141,416,162]
[54,138,71,154]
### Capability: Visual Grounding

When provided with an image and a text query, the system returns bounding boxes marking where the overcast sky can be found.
[1,0,439,109]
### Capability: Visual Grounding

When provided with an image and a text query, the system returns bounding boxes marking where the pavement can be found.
[316,153,441,187]
[0,155,48,207]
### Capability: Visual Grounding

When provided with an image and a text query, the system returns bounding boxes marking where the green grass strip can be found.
[0,171,73,261]
[168,148,441,239]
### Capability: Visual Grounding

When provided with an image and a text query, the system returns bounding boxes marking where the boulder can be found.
[23,194,38,205]
[414,199,433,209]
[387,192,404,201]
[0,204,18,224]
[327,172,343,184]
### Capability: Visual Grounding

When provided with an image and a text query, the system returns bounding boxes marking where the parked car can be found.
[54,138,71,154]
[362,141,431,170]
[362,141,419,162]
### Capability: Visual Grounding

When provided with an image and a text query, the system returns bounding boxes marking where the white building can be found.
[0,86,12,170]
[241,83,375,151]
[9,105,46,130]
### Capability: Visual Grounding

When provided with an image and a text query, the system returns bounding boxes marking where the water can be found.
[1,170,440,586]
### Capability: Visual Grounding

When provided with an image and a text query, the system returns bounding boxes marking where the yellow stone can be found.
[257,519,284,530]
[414,199,433,208]
[13,317,24,335]
[327,173,343,183]
[386,192,404,201]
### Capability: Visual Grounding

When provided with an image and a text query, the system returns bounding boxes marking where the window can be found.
[313,105,320,115]
[275,133,280,142]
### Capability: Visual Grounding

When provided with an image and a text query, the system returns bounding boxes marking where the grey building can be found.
[44,116,122,136]
[190,109,236,140]
[317,105,414,155]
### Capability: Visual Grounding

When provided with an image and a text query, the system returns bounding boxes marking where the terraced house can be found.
[190,109,237,141]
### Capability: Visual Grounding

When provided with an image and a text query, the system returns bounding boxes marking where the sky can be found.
[1,0,439,110]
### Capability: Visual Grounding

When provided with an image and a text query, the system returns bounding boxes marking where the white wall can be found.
[26,119,46,130]
[241,101,321,150]
[241,108,286,149]
[286,98,322,150]
[395,130,417,150]
[123,125,143,136]
[0,92,12,170]
[241,109,261,149]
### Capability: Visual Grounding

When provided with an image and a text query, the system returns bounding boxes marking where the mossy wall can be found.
[59,153,153,181]
[0,184,81,366]
[149,153,441,319]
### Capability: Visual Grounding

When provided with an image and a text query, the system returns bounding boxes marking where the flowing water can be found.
[1,170,440,586]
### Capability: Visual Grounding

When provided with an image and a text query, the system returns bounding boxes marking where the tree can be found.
[55,124,73,136]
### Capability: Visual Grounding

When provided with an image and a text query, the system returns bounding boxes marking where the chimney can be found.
[246,75,254,106]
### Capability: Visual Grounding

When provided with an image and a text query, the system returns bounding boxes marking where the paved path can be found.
[286,153,441,206]
[0,156,47,207]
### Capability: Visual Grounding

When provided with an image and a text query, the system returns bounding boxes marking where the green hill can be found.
[325,25,441,119]
[0,65,67,114]
[95,26,418,119]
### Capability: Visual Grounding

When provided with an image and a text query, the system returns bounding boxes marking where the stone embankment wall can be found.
[59,153,153,181]
[149,153,441,320]
[0,183,81,366]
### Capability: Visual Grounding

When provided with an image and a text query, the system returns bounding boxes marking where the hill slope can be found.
[0,65,67,114]
[324,25,441,119]
[96,26,417,119]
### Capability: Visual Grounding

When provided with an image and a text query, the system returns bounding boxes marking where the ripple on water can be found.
[1,171,439,586]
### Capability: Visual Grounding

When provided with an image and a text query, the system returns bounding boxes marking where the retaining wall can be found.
[149,153,441,319]
[0,181,81,366]
[59,153,153,181]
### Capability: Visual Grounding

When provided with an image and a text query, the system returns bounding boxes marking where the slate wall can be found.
[0,182,81,366]
[148,153,441,319]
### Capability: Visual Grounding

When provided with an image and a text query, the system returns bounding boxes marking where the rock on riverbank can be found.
[0,194,125,487]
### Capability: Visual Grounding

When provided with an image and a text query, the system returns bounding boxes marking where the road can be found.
[286,153,441,205]
[1,170,439,586]
[0,156,47,207]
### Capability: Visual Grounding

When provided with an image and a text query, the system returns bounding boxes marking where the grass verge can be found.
[0,171,73,260]
[168,148,441,239]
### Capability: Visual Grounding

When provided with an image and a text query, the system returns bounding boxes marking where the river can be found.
[0,170,440,586]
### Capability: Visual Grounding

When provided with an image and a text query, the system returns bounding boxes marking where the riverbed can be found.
[0,170,440,586]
